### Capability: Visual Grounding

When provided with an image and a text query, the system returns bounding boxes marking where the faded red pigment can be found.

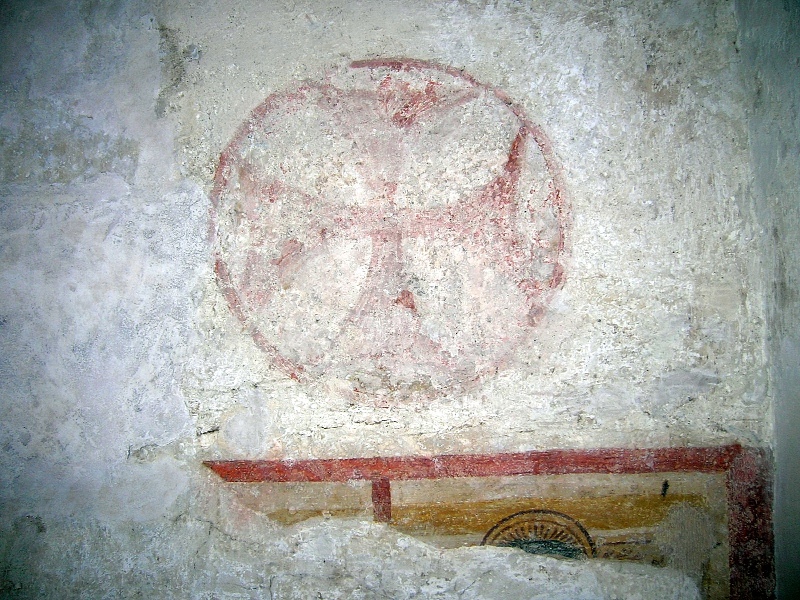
[205,446,742,483]
[206,445,774,599]
[209,59,569,393]
[371,477,392,523]
[726,448,775,599]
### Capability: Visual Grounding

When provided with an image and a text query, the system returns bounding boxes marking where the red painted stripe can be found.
[371,478,392,523]
[203,444,742,483]
[727,447,775,599]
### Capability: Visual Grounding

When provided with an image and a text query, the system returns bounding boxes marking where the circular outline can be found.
[210,58,569,388]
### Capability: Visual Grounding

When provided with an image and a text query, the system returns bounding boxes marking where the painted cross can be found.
[210,59,568,399]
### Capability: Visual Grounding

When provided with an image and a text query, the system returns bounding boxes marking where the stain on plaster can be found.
[156,25,201,119]
[0,97,139,185]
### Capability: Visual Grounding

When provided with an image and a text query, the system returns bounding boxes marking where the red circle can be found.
[211,59,568,398]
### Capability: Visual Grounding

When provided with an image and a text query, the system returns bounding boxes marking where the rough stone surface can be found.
[0,512,700,599]
[0,0,788,597]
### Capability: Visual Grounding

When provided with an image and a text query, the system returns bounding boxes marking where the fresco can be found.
[206,444,773,599]
[210,59,568,400]
[206,60,772,599]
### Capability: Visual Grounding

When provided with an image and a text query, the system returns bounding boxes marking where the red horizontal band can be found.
[204,444,742,483]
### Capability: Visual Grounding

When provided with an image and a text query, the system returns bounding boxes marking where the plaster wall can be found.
[0,0,780,597]
[735,0,800,597]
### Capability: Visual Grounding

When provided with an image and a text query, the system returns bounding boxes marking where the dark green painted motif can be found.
[501,538,587,559]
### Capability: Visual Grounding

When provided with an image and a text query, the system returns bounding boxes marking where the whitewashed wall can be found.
[0,0,784,597]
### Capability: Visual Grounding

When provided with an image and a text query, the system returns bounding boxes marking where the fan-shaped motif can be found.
[481,509,595,559]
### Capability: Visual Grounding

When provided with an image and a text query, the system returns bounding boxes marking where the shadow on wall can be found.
[735,0,800,598]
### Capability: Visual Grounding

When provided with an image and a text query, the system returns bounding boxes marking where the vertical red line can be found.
[727,447,775,599]
[372,478,392,523]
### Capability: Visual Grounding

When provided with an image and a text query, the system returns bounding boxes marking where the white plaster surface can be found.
[0,0,780,597]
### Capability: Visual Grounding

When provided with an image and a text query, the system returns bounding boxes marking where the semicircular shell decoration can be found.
[481,509,595,559]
